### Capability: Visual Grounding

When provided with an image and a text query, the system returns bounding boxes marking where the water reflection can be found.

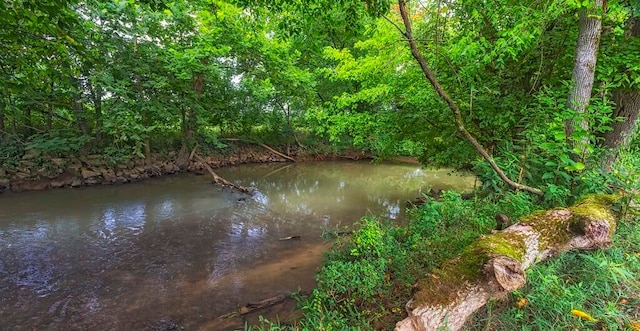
[0,161,476,330]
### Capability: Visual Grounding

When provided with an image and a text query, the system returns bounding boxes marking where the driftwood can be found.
[396,194,620,331]
[239,292,292,315]
[278,235,301,241]
[192,153,252,194]
[258,143,297,162]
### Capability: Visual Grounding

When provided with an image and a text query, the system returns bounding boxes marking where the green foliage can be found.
[273,192,538,330]
[25,132,92,156]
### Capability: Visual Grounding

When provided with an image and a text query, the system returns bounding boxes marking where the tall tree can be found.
[564,0,604,155]
[600,14,640,169]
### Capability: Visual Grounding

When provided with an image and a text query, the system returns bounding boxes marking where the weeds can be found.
[252,149,640,331]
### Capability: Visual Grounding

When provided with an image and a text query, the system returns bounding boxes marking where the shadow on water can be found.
[0,161,476,330]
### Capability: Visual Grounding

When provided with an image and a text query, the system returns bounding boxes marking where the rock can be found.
[85,178,101,185]
[50,158,66,167]
[19,161,37,168]
[0,178,9,192]
[114,176,128,183]
[0,167,5,177]
[68,164,82,172]
[11,180,49,192]
[100,168,116,178]
[81,169,101,179]
[71,178,83,187]
[50,181,66,188]
[15,171,33,180]
[163,163,175,174]
[83,155,104,167]
[22,149,41,160]
[37,167,59,179]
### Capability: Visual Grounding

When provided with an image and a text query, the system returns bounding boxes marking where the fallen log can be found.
[193,153,252,195]
[395,194,620,331]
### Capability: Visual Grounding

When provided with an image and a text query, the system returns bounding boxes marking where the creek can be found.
[0,161,476,330]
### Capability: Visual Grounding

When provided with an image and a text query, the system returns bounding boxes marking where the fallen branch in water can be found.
[278,235,301,241]
[193,153,252,195]
[239,292,293,315]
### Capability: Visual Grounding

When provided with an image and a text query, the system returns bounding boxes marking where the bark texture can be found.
[397,0,543,196]
[565,0,603,150]
[395,194,619,331]
[600,16,640,170]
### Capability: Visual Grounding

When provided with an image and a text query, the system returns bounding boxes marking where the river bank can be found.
[0,143,374,193]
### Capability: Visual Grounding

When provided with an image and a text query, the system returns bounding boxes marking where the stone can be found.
[15,171,33,180]
[11,180,49,192]
[50,181,66,188]
[81,169,101,179]
[85,178,101,185]
[21,149,41,160]
[0,178,10,192]
[163,163,174,174]
[71,178,83,187]
[114,176,128,183]
[50,158,66,167]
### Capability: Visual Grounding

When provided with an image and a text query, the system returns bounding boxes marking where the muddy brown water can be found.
[0,161,476,330]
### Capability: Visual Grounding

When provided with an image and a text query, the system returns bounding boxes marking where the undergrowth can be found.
[250,149,640,331]
[249,191,538,330]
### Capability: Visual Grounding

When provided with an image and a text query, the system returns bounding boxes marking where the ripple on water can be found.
[0,162,477,330]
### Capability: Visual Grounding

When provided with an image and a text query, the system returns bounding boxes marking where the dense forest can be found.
[2,0,639,330]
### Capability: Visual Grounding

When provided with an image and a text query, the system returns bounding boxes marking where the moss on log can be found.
[395,194,619,331]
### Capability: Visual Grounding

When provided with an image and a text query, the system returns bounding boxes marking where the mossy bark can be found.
[395,194,619,331]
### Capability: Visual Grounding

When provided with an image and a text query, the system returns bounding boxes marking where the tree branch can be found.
[397,0,543,196]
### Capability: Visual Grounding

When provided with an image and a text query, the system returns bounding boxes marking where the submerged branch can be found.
[192,153,252,194]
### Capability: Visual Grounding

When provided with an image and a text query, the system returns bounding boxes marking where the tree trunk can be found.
[395,194,619,331]
[72,77,89,136]
[0,98,4,134]
[564,0,603,154]
[176,104,190,170]
[23,107,32,136]
[46,103,53,131]
[601,90,640,169]
[600,16,640,171]
[396,0,543,196]
[92,84,104,146]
